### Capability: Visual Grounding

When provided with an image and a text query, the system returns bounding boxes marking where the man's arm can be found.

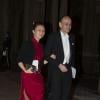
[44,34,54,61]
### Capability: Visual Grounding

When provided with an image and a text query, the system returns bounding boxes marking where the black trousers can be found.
[48,67,72,100]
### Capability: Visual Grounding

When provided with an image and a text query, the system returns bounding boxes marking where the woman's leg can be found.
[23,90,29,100]
[21,72,44,100]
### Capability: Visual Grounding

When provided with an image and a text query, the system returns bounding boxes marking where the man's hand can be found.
[50,54,56,60]
[58,64,68,72]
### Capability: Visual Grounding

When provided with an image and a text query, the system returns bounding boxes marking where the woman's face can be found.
[33,25,45,40]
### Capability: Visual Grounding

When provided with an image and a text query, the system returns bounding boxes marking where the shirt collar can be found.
[60,31,69,38]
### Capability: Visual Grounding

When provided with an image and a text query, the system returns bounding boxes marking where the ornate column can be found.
[81,0,99,74]
[23,0,45,40]
[0,0,8,66]
[50,0,59,32]
[80,0,100,91]
[59,0,68,17]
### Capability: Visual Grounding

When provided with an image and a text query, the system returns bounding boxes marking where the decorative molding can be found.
[82,53,100,58]
[96,0,100,13]
[36,0,44,3]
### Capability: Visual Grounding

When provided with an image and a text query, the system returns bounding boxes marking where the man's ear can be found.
[59,22,62,29]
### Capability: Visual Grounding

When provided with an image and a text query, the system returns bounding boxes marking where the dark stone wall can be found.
[69,0,100,92]
[0,0,100,91]
[0,0,69,70]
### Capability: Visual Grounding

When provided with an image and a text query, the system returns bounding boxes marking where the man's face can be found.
[59,17,72,33]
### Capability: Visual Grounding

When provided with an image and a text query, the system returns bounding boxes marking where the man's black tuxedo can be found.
[45,32,75,100]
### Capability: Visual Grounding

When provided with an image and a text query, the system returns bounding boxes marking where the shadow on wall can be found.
[71,16,83,78]
[40,21,53,45]
[98,32,100,77]
[0,32,12,71]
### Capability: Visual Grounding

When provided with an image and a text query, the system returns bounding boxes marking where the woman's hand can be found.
[44,60,48,64]
[24,67,34,74]
[50,54,56,60]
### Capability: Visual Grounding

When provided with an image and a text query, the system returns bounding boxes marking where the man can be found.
[45,16,75,100]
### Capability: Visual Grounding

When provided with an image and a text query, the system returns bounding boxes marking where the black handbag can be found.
[25,64,36,71]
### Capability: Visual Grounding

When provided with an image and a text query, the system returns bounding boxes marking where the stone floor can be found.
[0,71,20,100]
[73,87,100,100]
[0,71,100,100]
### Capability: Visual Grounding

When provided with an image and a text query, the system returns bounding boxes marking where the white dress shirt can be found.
[60,32,76,78]
[60,31,70,64]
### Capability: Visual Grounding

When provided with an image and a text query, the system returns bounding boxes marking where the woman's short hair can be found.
[32,21,45,30]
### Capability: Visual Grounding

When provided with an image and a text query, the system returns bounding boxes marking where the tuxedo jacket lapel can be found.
[57,32,74,64]
[57,32,64,62]
[69,34,75,65]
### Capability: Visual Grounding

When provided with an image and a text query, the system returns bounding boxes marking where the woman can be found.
[17,22,46,100]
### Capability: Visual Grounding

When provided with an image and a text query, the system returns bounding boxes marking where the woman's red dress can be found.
[20,37,44,100]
